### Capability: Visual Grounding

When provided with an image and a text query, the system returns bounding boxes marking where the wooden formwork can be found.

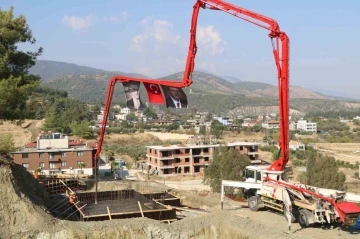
[38,178,83,194]
[74,189,177,222]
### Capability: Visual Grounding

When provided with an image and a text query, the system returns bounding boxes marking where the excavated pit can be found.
[75,189,178,221]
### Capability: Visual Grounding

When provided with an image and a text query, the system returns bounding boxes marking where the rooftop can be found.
[146,141,260,150]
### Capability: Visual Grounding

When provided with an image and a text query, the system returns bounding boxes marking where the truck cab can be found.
[243,165,269,184]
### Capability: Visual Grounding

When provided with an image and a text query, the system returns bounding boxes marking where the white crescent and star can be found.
[149,84,160,94]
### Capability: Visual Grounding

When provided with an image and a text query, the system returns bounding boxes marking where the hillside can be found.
[37,60,360,114]
[221,75,242,83]
[43,70,360,114]
[29,60,148,82]
[160,71,327,99]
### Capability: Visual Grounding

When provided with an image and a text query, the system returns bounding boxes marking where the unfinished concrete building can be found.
[146,142,260,176]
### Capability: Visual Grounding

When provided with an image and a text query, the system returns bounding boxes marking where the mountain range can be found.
[29,60,360,114]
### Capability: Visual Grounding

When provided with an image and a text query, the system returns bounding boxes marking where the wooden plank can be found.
[107,207,112,220]
[138,201,144,217]
[83,208,173,218]
[167,206,209,214]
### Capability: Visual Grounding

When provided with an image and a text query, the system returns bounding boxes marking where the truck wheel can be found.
[248,196,259,211]
[298,209,310,228]
[283,205,296,223]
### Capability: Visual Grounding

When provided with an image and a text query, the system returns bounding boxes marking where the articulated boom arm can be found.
[94,0,290,173]
[193,0,290,171]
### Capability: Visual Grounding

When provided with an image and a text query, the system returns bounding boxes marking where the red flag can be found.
[143,83,165,104]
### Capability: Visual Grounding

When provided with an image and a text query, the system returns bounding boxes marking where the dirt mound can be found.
[0,155,53,238]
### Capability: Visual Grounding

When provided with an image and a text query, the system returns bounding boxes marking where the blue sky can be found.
[2,0,360,98]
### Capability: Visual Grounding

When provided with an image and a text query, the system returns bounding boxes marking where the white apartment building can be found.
[296,120,317,132]
[120,107,131,114]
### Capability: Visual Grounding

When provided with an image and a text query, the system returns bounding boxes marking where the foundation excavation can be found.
[72,189,179,222]
[42,177,206,223]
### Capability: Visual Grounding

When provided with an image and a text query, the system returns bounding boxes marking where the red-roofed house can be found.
[12,131,97,175]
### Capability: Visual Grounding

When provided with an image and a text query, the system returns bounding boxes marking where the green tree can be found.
[204,146,250,192]
[77,162,86,174]
[111,161,119,175]
[306,154,346,190]
[126,112,137,121]
[199,125,206,135]
[0,133,16,155]
[167,122,180,132]
[43,98,91,133]
[70,120,94,139]
[143,106,157,119]
[210,120,225,138]
[0,7,43,120]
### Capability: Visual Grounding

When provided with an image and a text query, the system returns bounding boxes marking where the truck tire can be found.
[298,209,311,228]
[248,196,259,211]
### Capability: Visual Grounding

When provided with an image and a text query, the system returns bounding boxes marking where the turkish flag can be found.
[143,82,165,104]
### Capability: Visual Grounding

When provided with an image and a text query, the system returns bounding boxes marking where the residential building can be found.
[289,121,296,131]
[216,117,233,126]
[120,107,131,114]
[288,140,305,151]
[146,142,260,176]
[242,120,258,128]
[12,132,96,175]
[112,104,121,111]
[115,114,128,121]
[296,120,317,133]
[261,120,280,129]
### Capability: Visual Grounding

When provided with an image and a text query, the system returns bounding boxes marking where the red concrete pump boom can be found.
[94,0,290,193]
[191,0,290,172]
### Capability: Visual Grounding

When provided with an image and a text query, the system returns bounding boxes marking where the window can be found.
[194,158,200,163]
[39,162,45,168]
[175,158,181,163]
[39,153,44,158]
[49,162,56,169]
[22,153,28,159]
[77,151,83,157]
[61,152,67,157]
[61,161,67,167]
[22,163,29,168]
[49,152,54,159]
[246,170,255,179]
[256,171,262,181]
[203,148,209,153]
[185,158,190,163]
[204,157,209,161]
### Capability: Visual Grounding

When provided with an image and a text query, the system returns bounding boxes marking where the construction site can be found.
[2,153,360,239]
[1,0,360,239]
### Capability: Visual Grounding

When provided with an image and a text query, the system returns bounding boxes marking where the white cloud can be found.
[130,34,148,52]
[62,15,97,31]
[103,12,128,24]
[199,62,216,73]
[62,11,128,31]
[197,25,225,55]
[130,16,182,52]
[121,11,129,20]
[103,16,120,24]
